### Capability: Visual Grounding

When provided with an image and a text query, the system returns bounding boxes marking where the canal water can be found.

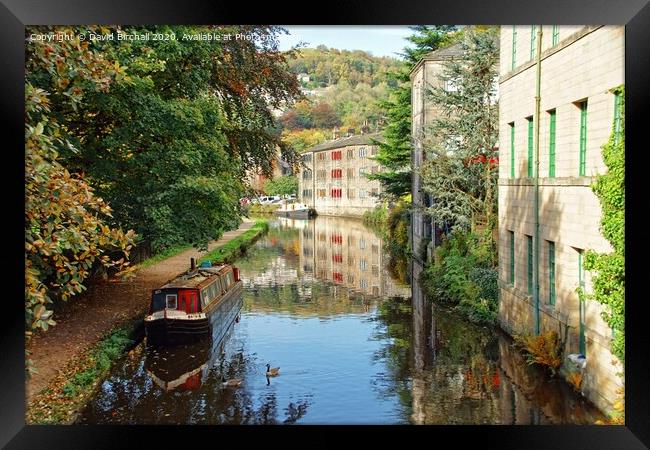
[78,216,604,424]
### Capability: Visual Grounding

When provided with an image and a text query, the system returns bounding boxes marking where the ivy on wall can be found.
[582,85,625,366]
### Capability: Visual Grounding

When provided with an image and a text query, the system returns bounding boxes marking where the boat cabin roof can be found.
[160,264,231,290]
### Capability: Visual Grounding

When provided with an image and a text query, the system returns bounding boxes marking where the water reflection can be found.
[407,260,604,424]
[79,216,602,424]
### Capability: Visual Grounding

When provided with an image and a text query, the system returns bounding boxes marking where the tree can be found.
[29,25,303,252]
[311,102,340,129]
[367,26,459,199]
[25,28,136,367]
[419,27,499,231]
[264,176,299,196]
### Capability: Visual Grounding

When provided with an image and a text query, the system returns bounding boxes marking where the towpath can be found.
[26,219,255,404]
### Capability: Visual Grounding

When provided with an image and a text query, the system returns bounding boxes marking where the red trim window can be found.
[331,168,342,178]
[332,254,343,263]
[330,188,342,198]
[333,272,344,283]
[331,234,343,245]
[331,150,342,160]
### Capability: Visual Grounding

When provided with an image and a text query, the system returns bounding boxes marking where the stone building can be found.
[497,25,624,412]
[298,133,384,217]
[410,43,464,263]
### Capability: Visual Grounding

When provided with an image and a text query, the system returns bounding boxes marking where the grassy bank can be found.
[198,219,269,265]
[27,321,139,424]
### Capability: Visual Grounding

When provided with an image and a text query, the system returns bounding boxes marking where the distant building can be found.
[297,73,311,83]
[298,132,384,217]
[497,25,624,413]
[246,149,292,193]
[410,43,464,263]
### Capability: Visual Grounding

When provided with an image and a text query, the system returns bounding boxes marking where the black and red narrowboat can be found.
[144,259,243,345]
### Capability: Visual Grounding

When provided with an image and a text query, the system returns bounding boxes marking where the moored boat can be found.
[144,259,243,345]
[274,202,316,219]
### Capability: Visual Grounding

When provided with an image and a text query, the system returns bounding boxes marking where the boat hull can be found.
[145,281,243,345]
[274,209,315,219]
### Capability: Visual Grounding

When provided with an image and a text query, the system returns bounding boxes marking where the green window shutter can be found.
[548,241,555,305]
[527,235,533,295]
[549,110,556,177]
[530,26,536,60]
[552,25,559,45]
[579,101,588,176]
[509,231,515,284]
[512,26,517,70]
[527,118,533,177]
[614,91,623,143]
[510,123,515,178]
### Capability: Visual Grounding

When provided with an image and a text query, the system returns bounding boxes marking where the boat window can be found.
[202,291,209,307]
[166,294,177,309]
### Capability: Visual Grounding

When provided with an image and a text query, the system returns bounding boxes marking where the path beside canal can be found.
[26,219,256,404]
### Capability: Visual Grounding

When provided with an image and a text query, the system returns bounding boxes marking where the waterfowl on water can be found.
[266,364,280,377]
[221,376,242,387]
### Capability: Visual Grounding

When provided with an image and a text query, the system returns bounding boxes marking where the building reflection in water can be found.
[409,261,605,424]
[294,216,410,300]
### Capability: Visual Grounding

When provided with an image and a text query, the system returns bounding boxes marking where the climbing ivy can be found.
[582,85,625,366]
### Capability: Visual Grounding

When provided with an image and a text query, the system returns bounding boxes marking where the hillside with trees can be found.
[278,47,401,152]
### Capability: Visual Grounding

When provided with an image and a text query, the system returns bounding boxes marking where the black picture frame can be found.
[4,0,649,448]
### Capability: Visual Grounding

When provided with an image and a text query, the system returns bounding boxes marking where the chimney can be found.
[361,125,370,135]
[333,128,340,139]
[347,127,355,137]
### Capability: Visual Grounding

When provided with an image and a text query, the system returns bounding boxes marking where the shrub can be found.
[513,330,564,376]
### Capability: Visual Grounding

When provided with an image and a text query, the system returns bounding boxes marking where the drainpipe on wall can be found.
[533,25,543,335]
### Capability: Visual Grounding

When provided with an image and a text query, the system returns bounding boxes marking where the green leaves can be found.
[582,85,625,366]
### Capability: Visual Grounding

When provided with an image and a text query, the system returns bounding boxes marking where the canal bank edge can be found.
[26,218,270,424]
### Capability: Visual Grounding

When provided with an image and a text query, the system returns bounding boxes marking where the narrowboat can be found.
[144,259,243,345]
[274,202,316,219]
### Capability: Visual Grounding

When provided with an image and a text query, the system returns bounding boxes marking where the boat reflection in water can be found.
[145,295,243,393]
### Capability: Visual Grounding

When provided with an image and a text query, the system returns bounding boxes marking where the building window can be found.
[347,188,355,199]
[359,238,366,250]
[302,153,312,163]
[511,26,517,70]
[527,117,533,177]
[370,147,378,156]
[614,90,623,143]
[509,122,515,178]
[548,109,556,177]
[371,166,379,174]
[302,170,312,180]
[359,167,368,177]
[331,168,342,179]
[548,241,556,305]
[371,188,379,196]
[509,231,515,285]
[330,188,342,198]
[331,150,342,160]
[302,189,312,198]
[360,259,367,271]
[347,149,355,159]
[166,294,178,309]
[317,152,327,161]
[526,235,533,295]
[552,25,559,45]
[347,168,355,179]
[359,189,366,199]
[317,189,326,198]
[359,147,367,158]
[530,25,537,60]
[579,101,588,176]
